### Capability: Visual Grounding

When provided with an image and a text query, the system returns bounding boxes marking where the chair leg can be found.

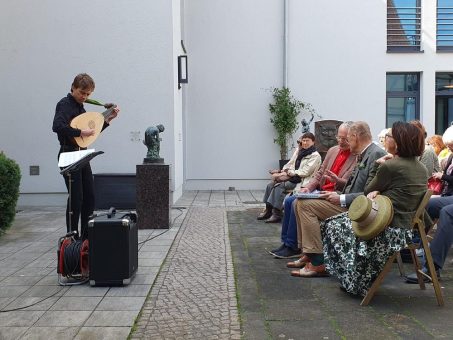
[396,251,405,276]
[410,247,426,290]
[419,231,444,306]
[361,252,397,306]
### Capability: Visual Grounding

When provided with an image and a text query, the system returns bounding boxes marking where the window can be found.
[387,0,421,52]
[435,73,453,133]
[386,73,420,127]
[437,0,453,51]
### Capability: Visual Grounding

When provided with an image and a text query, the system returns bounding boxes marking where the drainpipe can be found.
[283,0,288,87]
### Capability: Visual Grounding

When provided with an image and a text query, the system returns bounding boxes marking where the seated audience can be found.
[288,121,386,276]
[269,121,356,258]
[411,120,440,175]
[258,133,321,223]
[377,128,388,149]
[427,134,450,169]
[406,125,453,283]
[322,122,427,296]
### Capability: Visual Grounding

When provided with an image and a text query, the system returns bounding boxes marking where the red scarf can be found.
[322,149,351,191]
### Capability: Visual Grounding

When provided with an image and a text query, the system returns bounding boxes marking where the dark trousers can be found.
[281,195,298,249]
[426,195,453,269]
[61,162,94,240]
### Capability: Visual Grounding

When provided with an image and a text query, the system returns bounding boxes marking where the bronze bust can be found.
[314,120,343,159]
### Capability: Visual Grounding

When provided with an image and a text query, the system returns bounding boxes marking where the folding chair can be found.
[361,190,444,306]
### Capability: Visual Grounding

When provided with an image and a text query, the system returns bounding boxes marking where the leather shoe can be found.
[265,214,282,223]
[257,210,272,220]
[290,263,329,277]
[405,266,440,284]
[272,246,302,259]
[287,255,311,268]
[268,244,285,255]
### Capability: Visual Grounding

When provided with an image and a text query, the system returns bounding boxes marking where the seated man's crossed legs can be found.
[289,198,346,277]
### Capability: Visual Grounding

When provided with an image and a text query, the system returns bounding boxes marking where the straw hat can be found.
[348,195,394,240]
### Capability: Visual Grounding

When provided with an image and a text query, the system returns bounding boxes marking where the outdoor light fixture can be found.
[178,55,188,89]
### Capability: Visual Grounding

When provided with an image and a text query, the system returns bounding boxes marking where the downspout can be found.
[283,0,288,87]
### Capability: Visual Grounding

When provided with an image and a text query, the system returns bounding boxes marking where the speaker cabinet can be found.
[88,211,138,286]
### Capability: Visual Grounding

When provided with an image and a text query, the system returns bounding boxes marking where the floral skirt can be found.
[321,212,412,297]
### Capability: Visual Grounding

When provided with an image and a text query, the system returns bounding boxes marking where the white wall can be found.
[184,0,284,190]
[0,0,184,205]
[182,0,451,190]
[288,0,387,138]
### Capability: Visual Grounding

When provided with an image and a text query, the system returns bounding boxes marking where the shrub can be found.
[0,152,21,232]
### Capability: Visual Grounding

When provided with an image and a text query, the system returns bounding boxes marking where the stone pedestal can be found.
[136,164,170,229]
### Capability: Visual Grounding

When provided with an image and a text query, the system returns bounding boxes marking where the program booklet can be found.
[294,190,324,199]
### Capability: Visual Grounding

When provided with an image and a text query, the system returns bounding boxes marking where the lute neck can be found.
[102,105,117,120]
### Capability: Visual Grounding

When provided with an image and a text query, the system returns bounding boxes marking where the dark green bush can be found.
[0,152,21,232]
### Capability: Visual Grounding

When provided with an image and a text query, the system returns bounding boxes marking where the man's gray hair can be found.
[339,121,354,130]
[349,121,372,141]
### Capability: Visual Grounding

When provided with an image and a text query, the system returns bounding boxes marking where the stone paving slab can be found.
[0,206,187,339]
[229,208,453,340]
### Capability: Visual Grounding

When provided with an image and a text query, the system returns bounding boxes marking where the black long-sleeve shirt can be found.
[52,93,85,148]
[442,154,453,196]
[52,93,108,150]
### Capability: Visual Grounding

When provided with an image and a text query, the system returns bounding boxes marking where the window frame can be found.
[437,0,453,52]
[387,0,422,53]
[386,72,421,127]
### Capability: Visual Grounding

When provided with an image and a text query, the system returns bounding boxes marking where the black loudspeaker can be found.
[88,209,138,286]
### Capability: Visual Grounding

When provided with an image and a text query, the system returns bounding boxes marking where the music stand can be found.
[60,151,104,234]
[58,150,104,286]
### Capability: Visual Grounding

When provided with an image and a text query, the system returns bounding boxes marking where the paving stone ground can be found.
[130,207,241,339]
[229,208,453,340]
[5,189,453,339]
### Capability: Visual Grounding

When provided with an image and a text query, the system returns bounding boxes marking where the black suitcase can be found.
[88,208,138,286]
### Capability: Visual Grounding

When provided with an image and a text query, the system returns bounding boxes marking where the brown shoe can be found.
[287,255,311,268]
[265,214,282,223]
[257,204,272,220]
[290,263,329,277]
[257,210,272,220]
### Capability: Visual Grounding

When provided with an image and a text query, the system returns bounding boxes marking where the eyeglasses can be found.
[336,136,348,142]
[385,133,393,139]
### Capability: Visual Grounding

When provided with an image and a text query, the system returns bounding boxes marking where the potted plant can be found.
[268,87,316,167]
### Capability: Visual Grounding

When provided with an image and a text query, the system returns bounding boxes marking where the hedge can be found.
[0,152,21,232]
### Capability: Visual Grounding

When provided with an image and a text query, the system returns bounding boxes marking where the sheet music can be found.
[58,149,96,167]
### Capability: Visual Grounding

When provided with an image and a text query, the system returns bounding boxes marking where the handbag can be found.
[427,177,444,195]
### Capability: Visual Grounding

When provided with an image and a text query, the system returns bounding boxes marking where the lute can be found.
[70,100,117,148]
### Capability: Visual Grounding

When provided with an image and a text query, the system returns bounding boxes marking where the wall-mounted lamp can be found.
[178,55,188,90]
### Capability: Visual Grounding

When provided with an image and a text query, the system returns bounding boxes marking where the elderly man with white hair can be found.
[407,125,453,283]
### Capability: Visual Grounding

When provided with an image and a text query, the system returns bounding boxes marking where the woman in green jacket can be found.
[321,121,428,297]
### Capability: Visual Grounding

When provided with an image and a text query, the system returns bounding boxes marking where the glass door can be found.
[435,96,453,134]
[435,72,453,134]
